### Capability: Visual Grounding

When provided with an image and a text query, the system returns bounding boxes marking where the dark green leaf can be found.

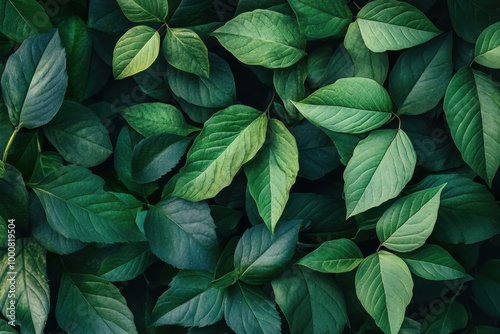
[472,259,500,319]
[0,0,52,42]
[306,44,354,89]
[273,59,307,120]
[448,0,500,43]
[0,164,29,231]
[421,301,468,333]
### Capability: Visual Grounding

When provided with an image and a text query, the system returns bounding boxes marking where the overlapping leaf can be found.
[475,21,500,69]
[0,0,52,42]
[116,0,168,22]
[164,28,209,77]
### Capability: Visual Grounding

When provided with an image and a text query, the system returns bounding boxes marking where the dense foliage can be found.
[0,0,499,333]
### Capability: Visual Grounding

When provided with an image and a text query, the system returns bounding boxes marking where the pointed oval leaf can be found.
[152,271,224,327]
[421,301,468,334]
[113,25,160,80]
[288,0,352,39]
[475,21,500,69]
[297,238,364,273]
[0,0,52,42]
[0,238,49,334]
[244,119,299,233]
[1,30,67,129]
[376,184,446,253]
[0,164,29,231]
[234,220,301,285]
[448,0,500,43]
[213,9,306,68]
[443,67,500,186]
[116,0,168,22]
[357,0,441,52]
[292,77,393,134]
[399,244,471,281]
[56,273,138,334]
[164,28,209,77]
[31,165,144,243]
[144,197,220,271]
[389,33,453,115]
[173,105,267,202]
[344,129,416,218]
[272,267,348,334]
[224,282,281,334]
[273,59,307,120]
[355,251,413,334]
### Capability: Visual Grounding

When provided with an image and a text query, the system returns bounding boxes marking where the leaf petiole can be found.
[2,126,20,162]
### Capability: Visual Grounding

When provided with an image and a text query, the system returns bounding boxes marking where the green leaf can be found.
[421,301,468,333]
[344,129,416,218]
[0,0,52,42]
[116,0,168,22]
[121,102,199,137]
[58,16,92,102]
[131,134,191,183]
[443,67,500,186]
[31,165,144,243]
[224,282,281,334]
[151,271,224,327]
[399,317,421,334]
[112,25,160,80]
[144,197,220,271]
[448,0,500,43]
[273,59,307,120]
[234,220,301,285]
[164,28,209,77]
[213,9,306,68]
[292,77,393,134]
[472,260,500,319]
[344,21,389,85]
[0,104,14,153]
[1,30,67,129]
[272,267,348,333]
[167,53,236,108]
[306,44,354,89]
[355,251,413,334]
[0,164,29,231]
[398,244,471,281]
[0,238,49,334]
[0,318,18,333]
[288,0,352,40]
[43,101,113,167]
[173,105,267,202]
[376,184,446,253]
[389,33,453,115]
[409,174,500,244]
[244,119,299,233]
[357,0,441,52]
[56,273,138,334]
[475,21,500,69]
[297,238,364,273]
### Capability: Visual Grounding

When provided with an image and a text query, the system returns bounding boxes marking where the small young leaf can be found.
[116,0,168,22]
[213,9,306,68]
[355,251,413,334]
[164,27,210,77]
[475,21,500,69]
[297,238,363,273]
[376,184,446,253]
[113,25,160,80]
[357,0,441,52]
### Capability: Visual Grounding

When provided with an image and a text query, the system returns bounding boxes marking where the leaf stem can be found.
[2,127,20,162]
[264,91,276,118]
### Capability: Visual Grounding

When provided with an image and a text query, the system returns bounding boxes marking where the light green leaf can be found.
[56,273,138,334]
[152,271,224,327]
[357,0,441,52]
[0,0,52,42]
[144,197,220,271]
[389,33,453,115]
[448,0,500,43]
[475,21,500,69]
[355,251,413,334]
[292,77,392,134]
[173,105,267,202]
[121,102,199,137]
[443,67,500,186]
[344,129,416,218]
[224,282,281,334]
[376,184,445,253]
[43,101,112,167]
[167,53,236,108]
[297,238,364,273]
[0,238,49,334]
[344,21,389,85]
[234,220,301,285]
[244,119,299,233]
[31,165,144,243]
[272,267,348,334]
[213,9,306,68]
[399,244,471,281]
[421,301,468,334]
[288,0,352,39]
[164,27,209,77]
[132,134,190,183]
[113,25,160,80]
[116,0,168,22]
[1,30,67,129]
